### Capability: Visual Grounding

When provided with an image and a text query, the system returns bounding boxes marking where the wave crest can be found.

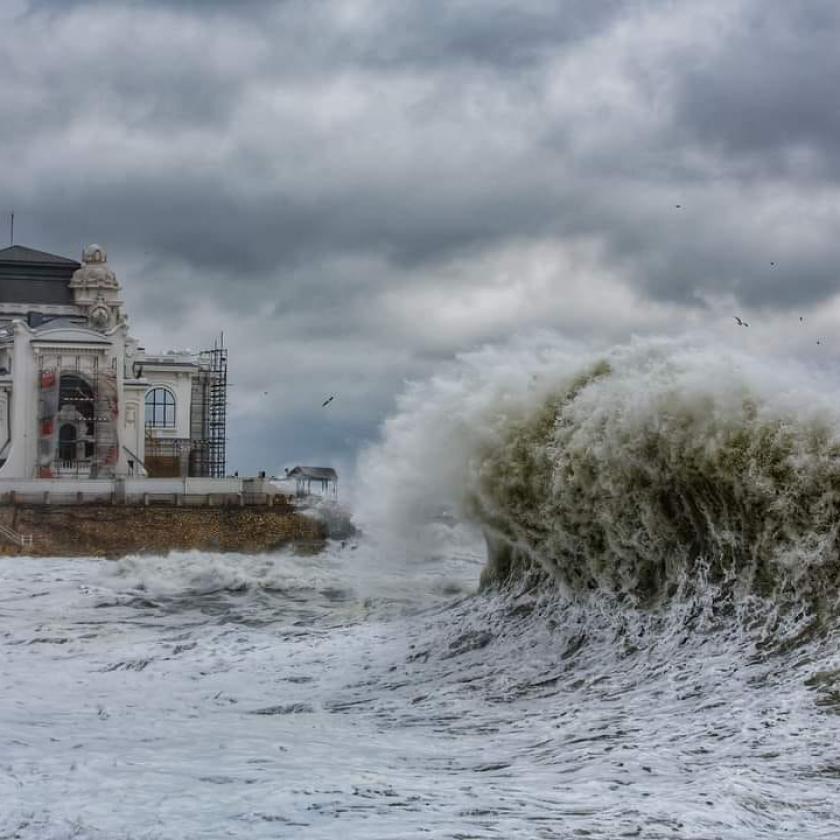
[359,334,840,609]
[471,342,840,605]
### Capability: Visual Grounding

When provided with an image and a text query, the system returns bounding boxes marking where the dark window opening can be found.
[59,424,77,463]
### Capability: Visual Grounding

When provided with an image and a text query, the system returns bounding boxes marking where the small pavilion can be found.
[284,466,337,498]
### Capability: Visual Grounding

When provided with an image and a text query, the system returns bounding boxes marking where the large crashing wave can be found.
[358,335,840,609]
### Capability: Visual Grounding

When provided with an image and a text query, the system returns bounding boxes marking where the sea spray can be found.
[359,334,840,613]
[354,335,584,551]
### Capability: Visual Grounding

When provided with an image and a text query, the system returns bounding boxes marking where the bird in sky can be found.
[734,316,749,327]
[675,204,682,209]
[816,339,822,346]
[321,395,335,407]
[800,316,804,322]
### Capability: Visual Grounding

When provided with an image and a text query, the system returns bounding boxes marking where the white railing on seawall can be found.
[0,522,33,549]
[0,476,282,506]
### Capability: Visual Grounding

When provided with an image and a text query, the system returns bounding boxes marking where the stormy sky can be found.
[2,0,839,476]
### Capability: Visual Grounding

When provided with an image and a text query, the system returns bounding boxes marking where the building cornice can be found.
[32,341,111,353]
[0,304,81,316]
[141,361,199,371]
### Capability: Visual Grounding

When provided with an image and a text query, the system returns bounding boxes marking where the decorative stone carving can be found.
[83,243,105,263]
[69,243,124,331]
[70,244,119,291]
[89,302,111,329]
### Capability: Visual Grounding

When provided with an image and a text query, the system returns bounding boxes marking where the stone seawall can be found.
[0,502,327,558]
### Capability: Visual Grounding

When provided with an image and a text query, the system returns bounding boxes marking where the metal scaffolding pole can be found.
[198,336,228,478]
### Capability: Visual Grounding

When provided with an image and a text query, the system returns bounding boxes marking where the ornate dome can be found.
[70,243,119,291]
[82,243,107,265]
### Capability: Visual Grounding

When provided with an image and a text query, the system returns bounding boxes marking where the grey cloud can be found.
[27,0,626,69]
[27,0,278,11]
[13,138,563,284]
[3,0,840,469]
[350,1,626,70]
[672,0,840,174]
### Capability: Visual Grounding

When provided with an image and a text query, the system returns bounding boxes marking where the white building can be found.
[0,243,227,480]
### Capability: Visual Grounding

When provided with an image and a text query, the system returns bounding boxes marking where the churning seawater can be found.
[3,540,840,839]
[5,335,840,838]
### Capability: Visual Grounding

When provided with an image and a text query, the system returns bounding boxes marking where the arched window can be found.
[145,388,176,428]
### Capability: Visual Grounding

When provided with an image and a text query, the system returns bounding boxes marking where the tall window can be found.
[59,424,77,463]
[145,388,176,428]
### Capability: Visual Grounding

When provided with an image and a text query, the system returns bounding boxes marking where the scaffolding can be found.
[144,436,187,478]
[196,336,227,478]
[36,355,119,479]
[94,369,119,474]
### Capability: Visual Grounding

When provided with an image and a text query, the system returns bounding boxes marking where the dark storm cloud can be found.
[27,0,626,69]
[672,0,840,174]
[349,1,627,69]
[27,0,277,11]
[3,0,840,470]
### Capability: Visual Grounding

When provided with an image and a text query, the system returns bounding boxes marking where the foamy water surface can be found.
[2,538,839,839]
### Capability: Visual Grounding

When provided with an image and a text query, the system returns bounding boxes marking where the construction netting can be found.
[37,368,59,478]
[36,362,119,478]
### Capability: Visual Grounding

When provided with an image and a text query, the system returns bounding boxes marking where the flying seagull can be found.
[321,395,335,407]
[734,316,749,327]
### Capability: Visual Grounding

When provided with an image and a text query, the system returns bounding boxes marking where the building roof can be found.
[286,466,338,481]
[0,245,80,266]
[0,244,79,305]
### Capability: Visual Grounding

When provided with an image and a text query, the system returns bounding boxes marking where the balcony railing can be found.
[56,460,93,478]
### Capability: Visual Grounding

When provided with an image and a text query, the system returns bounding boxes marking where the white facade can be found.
[0,243,226,480]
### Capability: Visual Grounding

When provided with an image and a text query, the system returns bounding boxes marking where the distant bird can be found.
[734,316,749,327]
[321,395,335,407]
[817,339,822,345]
[675,204,682,209]
[800,316,804,322]
[263,391,268,395]
[770,261,776,266]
